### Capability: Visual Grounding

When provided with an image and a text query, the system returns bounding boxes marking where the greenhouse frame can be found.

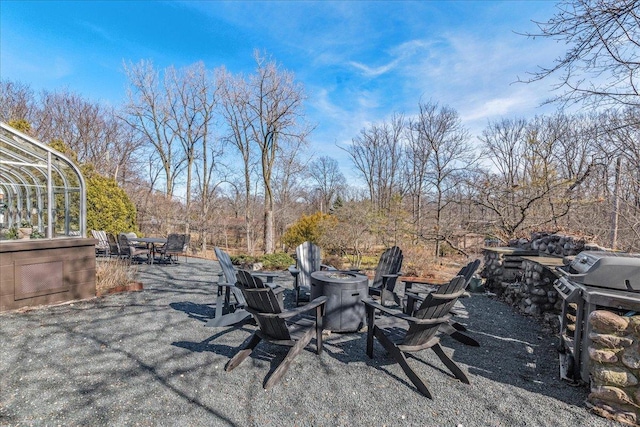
[0,121,86,240]
[0,122,96,312]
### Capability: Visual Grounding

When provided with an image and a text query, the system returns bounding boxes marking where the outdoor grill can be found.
[554,251,640,383]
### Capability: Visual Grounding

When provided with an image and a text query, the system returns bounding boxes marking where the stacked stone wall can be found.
[482,232,605,324]
[508,232,603,257]
[515,259,561,316]
[481,250,525,289]
[588,310,640,426]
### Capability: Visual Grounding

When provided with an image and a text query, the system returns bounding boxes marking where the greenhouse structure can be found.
[0,122,96,312]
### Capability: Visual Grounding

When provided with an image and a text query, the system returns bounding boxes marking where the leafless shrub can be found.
[96,259,137,295]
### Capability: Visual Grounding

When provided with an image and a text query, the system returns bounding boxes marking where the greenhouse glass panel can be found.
[0,122,86,241]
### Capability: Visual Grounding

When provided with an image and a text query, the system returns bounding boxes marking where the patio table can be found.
[129,237,167,264]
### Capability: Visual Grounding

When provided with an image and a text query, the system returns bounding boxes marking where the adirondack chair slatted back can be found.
[98,230,108,245]
[91,230,109,251]
[236,270,290,340]
[296,242,321,290]
[214,247,238,284]
[371,246,403,290]
[458,259,481,282]
[403,275,467,348]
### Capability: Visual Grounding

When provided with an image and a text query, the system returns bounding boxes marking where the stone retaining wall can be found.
[514,259,561,315]
[588,310,640,426]
[508,232,604,257]
[482,232,605,323]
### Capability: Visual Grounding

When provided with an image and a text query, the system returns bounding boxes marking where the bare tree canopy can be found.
[345,113,404,212]
[308,156,346,213]
[524,0,640,107]
[247,50,311,254]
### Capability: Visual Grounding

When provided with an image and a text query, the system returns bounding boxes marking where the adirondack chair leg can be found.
[374,327,432,398]
[451,321,467,332]
[225,333,262,372]
[440,323,480,347]
[206,286,251,327]
[366,305,375,358]
[264,327,315,390]
[294,277,301,307]
[432,343,470,384]
[316,304,324,355]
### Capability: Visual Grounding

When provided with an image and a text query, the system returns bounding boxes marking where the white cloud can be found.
[348,59,400,77]
[463,96,525,122]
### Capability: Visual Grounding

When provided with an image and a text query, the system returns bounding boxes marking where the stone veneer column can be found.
[588,310,640,425]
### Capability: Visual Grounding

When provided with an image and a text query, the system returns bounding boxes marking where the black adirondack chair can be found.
[366,246,403,306]
[207,247,284,327]
[403,259,481,347]
[225,270,327,390]
[288,241,322,306]
[364,275,470,398]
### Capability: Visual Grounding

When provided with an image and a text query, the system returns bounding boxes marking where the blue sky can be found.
[1,1,565,176]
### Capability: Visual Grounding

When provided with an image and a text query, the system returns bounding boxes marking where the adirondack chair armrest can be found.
[271,285,286,295]
[214,281,234,287]
[381,273,401,285]
[405,290,424,301]
[268,296,328,319]
[363,298,451,325]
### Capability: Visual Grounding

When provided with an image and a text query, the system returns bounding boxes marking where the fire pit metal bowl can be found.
[310,270,368,332]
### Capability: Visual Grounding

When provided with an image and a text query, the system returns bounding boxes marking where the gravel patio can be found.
[0,257,619,426]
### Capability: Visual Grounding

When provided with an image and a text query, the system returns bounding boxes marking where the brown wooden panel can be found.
[15,257,67,300]
[0,238,97,312]
[65,267,96,287]
[0,266,16,296]
[69,280,97,300]
[65,255,96,271]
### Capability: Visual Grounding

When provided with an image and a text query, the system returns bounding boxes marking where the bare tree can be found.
[601,108,640,250]
[218,67,259,254]
[36,89,141,182]
[272,144,308,250]
[308,156,346,213]
[344,114,404,212]
[0,83,141,183]
[475,113,598,241]
[523,0,640,107]
[417,102,473,259]
[246,50,310,254]
[123,60,184,198]
[0,80,36,126]
[164,62,217,234]
[404,105,433,241]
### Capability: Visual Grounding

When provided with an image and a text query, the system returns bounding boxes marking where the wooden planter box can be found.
[0,238,96,312]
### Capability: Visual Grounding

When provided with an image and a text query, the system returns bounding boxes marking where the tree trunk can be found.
[264,208,274,254]
[610,156,621,250]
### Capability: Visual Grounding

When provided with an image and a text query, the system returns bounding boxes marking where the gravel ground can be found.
[0,257,620,426]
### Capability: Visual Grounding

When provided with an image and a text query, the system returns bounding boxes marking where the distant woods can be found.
[2,52,640,255]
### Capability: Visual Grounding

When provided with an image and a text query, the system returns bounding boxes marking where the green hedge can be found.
[230,252,295,270]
